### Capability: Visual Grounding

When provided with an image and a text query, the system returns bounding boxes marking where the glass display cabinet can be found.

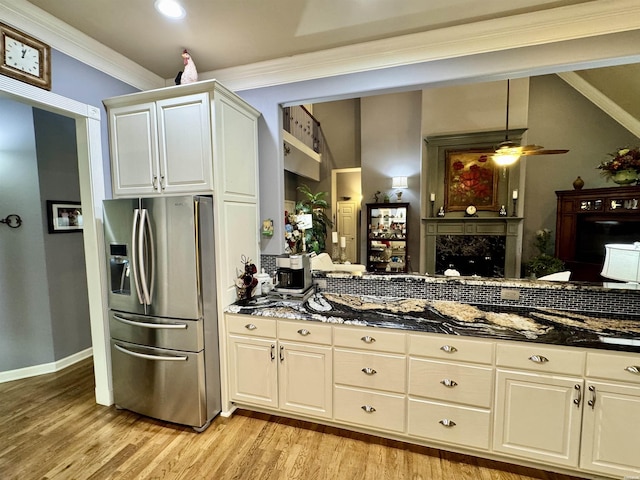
[366,203,409,273]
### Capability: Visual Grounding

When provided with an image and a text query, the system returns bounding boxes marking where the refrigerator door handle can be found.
[114,343,188,362]
[130,209,144,304]
[138,208,156,305]
[112,314,188,330]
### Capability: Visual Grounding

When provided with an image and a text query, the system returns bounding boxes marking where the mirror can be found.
[283,64,640,288]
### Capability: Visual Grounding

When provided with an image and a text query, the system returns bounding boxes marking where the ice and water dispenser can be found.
[109,244,130,295]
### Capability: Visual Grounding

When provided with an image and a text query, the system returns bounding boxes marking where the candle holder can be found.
[511,198,518,217]
[339,246,347,264]
[430,200,435,217]
[331,242,340,263]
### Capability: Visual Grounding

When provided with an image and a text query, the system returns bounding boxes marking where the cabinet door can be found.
[227,335,277,408]
[493,370,583,467]
[109,102,159,196]
[580,381,640,478]
[278,341,332,419]
[156,93,213,194]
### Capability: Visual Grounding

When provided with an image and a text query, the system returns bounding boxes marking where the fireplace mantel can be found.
[423,217,524,277]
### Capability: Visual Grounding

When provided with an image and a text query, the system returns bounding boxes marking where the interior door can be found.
[337,201,358,263]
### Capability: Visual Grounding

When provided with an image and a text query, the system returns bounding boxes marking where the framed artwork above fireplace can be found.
[444,149,499,212]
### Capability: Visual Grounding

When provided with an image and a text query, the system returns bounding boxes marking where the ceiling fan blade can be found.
[521,149,569,156]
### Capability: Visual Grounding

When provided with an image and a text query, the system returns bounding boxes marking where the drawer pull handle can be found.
[573,384,582,407]
[270,344,275,361]
[279,345,285,362]
[588,385,596,409]
[297,328,310,336]
[439,419,456,428]
[625,366,640,375]
[528,355,549,363]
[361,367,377,376]
[440,345,457,353]
[361,336,376,344]
[245,323,257,331]
[361,405,376,413]
[440,379,458,388]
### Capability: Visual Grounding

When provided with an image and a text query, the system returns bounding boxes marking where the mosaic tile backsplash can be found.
[261,254,640,316]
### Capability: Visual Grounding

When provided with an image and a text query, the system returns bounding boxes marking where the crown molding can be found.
[201,0,640,92]
[0,0,164,90]
[558,71,640,138]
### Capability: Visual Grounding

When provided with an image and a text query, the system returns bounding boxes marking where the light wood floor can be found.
[0,359,587,480]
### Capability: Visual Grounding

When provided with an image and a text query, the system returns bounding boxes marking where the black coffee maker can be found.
[274,254,312,293]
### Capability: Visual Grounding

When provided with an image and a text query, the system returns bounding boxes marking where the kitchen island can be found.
[223,285,640,480]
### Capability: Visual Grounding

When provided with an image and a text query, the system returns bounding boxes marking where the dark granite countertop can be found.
[226,292,640,354]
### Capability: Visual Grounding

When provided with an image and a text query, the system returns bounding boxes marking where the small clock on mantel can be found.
[464,205,478,217]
[0,22,51,90]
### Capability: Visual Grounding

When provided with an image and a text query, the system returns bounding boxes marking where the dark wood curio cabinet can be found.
[366,203,409,273]
[555,186,640,282]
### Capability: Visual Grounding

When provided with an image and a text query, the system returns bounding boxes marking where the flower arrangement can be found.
[235,255,257,302]
[597,147,640,179]
[284,211,303,253]
[284,185,333,254]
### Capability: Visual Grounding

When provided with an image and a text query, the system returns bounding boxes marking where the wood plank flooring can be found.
[0,359,587,480]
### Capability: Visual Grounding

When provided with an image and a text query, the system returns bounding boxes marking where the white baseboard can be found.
[0,348,93,383]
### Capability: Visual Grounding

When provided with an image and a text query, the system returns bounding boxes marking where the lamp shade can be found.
[392,176,408,189]
[601,243,640,283]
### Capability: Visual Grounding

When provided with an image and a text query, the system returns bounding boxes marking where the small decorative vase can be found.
[611,169,638,185]
[572,176,584,190]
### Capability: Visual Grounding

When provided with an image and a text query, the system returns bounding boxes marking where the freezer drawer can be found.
[109,310,203,352]
[111,339,210,428]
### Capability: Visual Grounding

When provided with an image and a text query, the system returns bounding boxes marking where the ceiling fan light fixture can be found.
[492,142,523,166]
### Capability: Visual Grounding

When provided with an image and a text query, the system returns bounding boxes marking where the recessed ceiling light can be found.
[154,0,186,19]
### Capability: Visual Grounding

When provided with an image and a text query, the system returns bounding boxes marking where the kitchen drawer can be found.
[408,398,491,450]
[586,351,640,385]
[408,358,493,408]
[409,333,494,365]
[110,310,203,351]
[226,314,276,338]
[278,320,332,345]
[334,385,405,433]
[496,342,585,376]
[334,326,406,354]
[334,349,406,393]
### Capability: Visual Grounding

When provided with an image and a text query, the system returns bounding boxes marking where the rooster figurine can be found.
[179,49,198,85]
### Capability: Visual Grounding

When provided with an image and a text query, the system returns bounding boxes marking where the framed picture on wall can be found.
[47,200,83,233]
[444,149,499,211]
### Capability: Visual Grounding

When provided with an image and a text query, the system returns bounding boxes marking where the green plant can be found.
[293,184,333,254]
[525,228,565,278]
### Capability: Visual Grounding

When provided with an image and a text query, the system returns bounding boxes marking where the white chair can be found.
[538,271,571,281]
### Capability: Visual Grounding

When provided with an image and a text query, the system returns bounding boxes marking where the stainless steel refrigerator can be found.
[103,195,220,431]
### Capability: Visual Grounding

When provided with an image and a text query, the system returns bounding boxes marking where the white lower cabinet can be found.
[226,315,332,419]
[493,369,584,467]
[579,351,640,478]
[226,313,640,480]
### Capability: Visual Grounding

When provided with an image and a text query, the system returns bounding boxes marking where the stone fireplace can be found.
[423,217,523,278]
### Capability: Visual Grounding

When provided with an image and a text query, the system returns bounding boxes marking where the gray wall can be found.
[0,100,55,370]
[524,74,639,261]
[34,109,92,361]
[360,91,422,268]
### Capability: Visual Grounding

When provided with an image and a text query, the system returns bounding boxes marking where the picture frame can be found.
[47,201,83,233]
[444,148,499,212]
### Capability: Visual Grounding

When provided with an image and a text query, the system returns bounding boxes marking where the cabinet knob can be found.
[440,378,458,388]
[361,405,376,413]
[625,365,640,375]
[361,367,377,376]
[439,419,456,428]
[297,328,310,336]
[361,336,376,344]
[528,355,549,364]
[245,323,257,330]
[440,345,457,353]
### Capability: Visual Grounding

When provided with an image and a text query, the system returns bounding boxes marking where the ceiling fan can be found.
[490,79,569,166]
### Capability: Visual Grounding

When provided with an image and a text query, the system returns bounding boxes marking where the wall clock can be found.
[0,22,51,90]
